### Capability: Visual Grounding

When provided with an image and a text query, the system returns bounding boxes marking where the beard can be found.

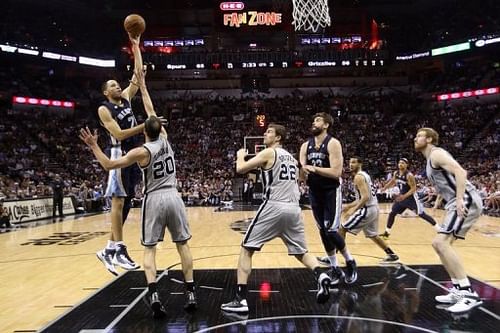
[310,126,323,136]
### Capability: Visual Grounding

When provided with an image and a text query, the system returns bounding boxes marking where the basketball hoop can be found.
[292,0,331,32]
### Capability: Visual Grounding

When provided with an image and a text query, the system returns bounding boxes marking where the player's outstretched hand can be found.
[157,116,168,127]
[128,33,141,46]
[79,127,98,147]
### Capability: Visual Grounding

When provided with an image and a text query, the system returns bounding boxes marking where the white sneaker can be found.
[96,249,118,276]
[447,294,483,313]
[112,244,140,270]
[435,287,461,303]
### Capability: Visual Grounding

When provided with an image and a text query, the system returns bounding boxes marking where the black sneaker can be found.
[380,254,399,265]
[143,291,167,319]
[316,272,332,304]
[221,296,249,313]
[112,244,140,270]
[344,260,358,284]
[184,290,197,311]
[330,266,345,286]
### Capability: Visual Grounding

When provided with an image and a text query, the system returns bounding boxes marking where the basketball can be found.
[123,14,146,37]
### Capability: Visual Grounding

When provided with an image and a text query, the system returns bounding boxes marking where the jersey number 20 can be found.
[153,156,175,179]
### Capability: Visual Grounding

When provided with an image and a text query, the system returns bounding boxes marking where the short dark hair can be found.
[145,116,162,140]
[351,156,363,164]
[313,112,334,130]
[268,123,286,143]
[101,81,110,94]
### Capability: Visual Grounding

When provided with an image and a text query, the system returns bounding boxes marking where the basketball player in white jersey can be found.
[79,70,196,319]
[340,157,399,265]
[414,128,483,313]
[221,124,332,314]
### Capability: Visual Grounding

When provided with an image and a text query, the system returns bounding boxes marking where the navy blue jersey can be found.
[394,171,412,195]
[100,98,140,152]
[306,135,340,190]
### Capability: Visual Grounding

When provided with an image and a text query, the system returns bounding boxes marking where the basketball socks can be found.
[106,240,116,250]
[328,255,338,267]
[236,284,248,300]
[340,248,354,262]
[458,278,472,292]
[385,227,392,234]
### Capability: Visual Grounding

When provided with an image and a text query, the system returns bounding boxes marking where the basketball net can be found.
[292,0,331,32]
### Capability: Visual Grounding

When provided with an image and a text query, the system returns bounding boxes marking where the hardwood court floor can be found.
[0,204,499,332]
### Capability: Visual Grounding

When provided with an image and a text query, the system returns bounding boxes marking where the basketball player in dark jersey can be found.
[415,128,483,313]
[80,70,196,318]
[96,33,145,275]
[380,158,438,239]
[299,112,357,284]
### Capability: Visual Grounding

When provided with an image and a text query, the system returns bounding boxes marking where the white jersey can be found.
[355,171,378,207]
[142,135,177,194]
[426,147,477,203]
[261,148,300,203]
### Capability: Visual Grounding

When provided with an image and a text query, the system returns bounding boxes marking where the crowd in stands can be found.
[1,85,498,217]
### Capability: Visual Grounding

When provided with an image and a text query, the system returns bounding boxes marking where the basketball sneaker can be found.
[330,266,345,286]
[379,231,390,240]
[112,244,140,270]
[316,256,331,266]
[316,272,332,304]
[96,248,118,276]
[143,291,167,319]
[184,290,198,311]
[221,296,249,313]
[435,287,460,303]
[447,291,483,313]
[380,254,399,265]
[344,260,358,284]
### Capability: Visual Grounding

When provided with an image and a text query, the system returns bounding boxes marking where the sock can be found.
[185,280,195,292]
[328,255,338,267]
[115,241,124,246]
[148,282,157,295]
[340,248,354,261]
[236,284,247,300]
[384,247,395,255]
[458,278,472,291]
[106,240,116,250]
[385,227,392,234]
